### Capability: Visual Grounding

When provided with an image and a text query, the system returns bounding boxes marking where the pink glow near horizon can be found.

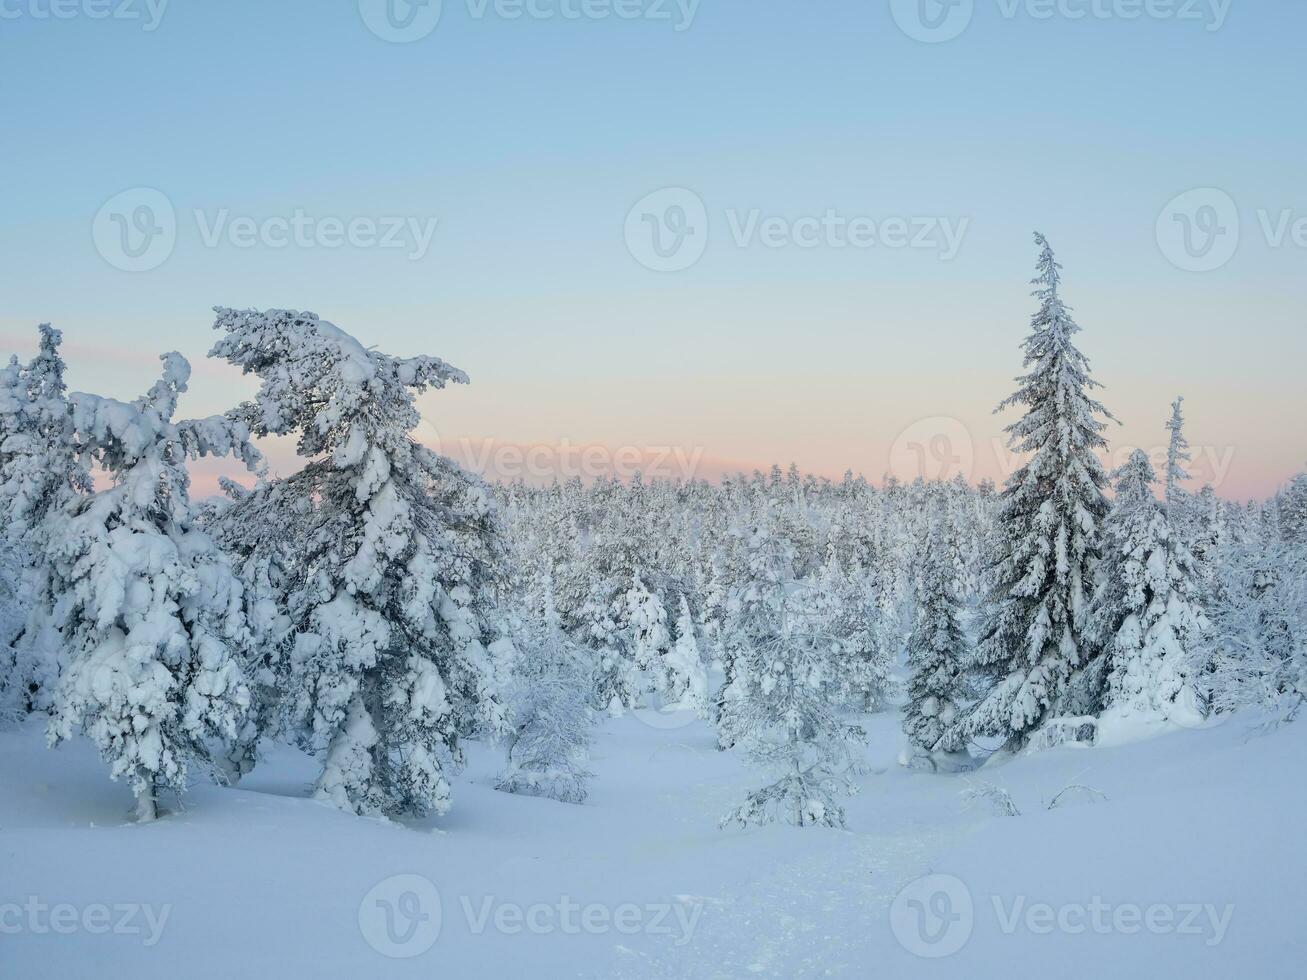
[5,330,1296,506]
[186,425,1295,506]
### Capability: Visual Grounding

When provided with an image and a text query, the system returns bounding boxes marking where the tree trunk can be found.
[135,781,158,823]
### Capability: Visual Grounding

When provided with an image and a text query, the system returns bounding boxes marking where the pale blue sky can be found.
[2,0,1304,498]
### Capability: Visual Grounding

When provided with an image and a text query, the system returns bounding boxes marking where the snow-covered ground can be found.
[2,710,1302,979]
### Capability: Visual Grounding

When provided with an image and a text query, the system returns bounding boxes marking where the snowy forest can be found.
[7,0,1305,972]
[3,236,1304,835]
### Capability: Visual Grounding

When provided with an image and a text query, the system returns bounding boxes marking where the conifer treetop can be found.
[210,307,468,464]
[1164,395,1192,505]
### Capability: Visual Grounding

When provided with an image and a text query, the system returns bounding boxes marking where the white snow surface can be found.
[2,708,1303,978]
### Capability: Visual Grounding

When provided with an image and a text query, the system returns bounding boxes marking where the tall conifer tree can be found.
[967,234,1115,748]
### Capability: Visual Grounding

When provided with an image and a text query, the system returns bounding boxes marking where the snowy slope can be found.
[2,710,1303,979]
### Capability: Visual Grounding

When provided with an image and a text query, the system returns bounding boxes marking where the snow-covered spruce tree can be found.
[566,495,674,714]
[0,354,27,720]
[714,504,796,750]
[1201,510,1307,722]
[0,542,21,725]
[46,353,260,822]
[1280,472,1307,545]
[0,355,19,461]
[624,569,672,698]
[423,449,514,742]
[624,570,708,714]
[942,477,982,602]
[811,557,895,713]
[1162,395,1209,567]
[965,234,1116,749]
[1186,484,1225,603]
[200,476,302,780]
[903,509,970,764]
[1164,396,1192,509]
[662,594,710,715]
[497,584,595,804]
[210,307,506,818]
[1086,450,1206,729]
[719,576,859,830]
[867,494,910,672]
[0,326,92,718]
